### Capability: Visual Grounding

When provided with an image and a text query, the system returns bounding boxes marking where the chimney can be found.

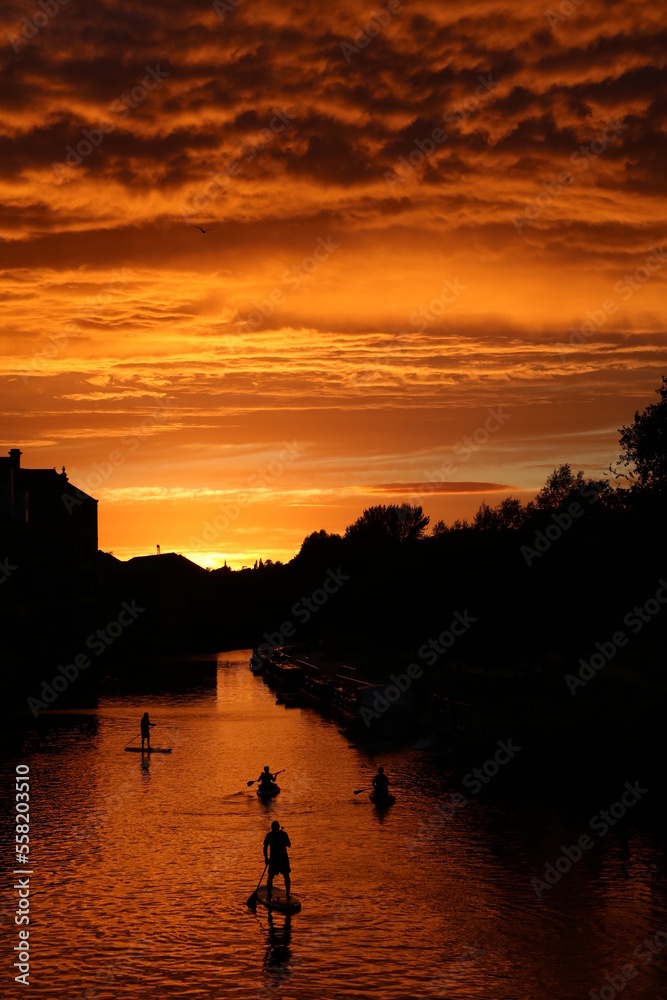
[9,448,21,471]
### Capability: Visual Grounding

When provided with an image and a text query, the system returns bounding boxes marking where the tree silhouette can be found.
[345,504,429,544]
[618,375,667,489]
[531,464,585,511]
[472,496,525,530]
[296,529,343,563]
[495,496,525,528]
[472,501,497,530]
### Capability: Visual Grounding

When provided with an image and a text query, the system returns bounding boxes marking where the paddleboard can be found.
[257,784,280,799]
[125,747,172,754]
[369,791,395,806]
[255,886,301,914]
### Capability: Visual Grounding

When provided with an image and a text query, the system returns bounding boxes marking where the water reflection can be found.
[254,912,294,999]
[0,652,665,1000]
[263,911,292,967]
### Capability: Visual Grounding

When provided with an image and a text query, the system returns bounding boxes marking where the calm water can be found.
[2,651,667,999]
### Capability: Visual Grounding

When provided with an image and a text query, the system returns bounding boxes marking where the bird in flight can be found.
[194,226,213,233]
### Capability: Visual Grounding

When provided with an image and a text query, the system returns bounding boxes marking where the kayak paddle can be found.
[247,863,268,909]
[246,768,285,787]
[353,787,372,795]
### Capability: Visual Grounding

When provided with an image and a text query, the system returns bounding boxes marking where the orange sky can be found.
[1,0,665,567]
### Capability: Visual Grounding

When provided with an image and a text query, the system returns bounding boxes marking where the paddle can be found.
[247,863,268,910]
[247,769,285,788]
[353,787,372,795]
[125,734,142,749]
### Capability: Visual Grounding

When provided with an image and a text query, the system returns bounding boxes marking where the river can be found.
[1,651,666,999]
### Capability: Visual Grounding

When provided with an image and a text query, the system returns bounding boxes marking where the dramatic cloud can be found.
[0,0,664,564]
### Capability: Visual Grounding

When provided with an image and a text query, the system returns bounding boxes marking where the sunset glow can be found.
[2,0,665,566]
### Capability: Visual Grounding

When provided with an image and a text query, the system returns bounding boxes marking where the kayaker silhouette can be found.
[263,820,291,900]
[372,766,390,797]
[257,765,279,792]
[140,712,155,751]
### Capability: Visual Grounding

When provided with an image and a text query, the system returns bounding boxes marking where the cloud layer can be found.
[1,0,664,564]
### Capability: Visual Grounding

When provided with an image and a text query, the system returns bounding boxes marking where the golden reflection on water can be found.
[1,651,666,999]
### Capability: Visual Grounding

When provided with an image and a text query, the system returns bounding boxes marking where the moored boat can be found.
[300,670,335,711]
[264,659,304,692]
[249,648,265,674]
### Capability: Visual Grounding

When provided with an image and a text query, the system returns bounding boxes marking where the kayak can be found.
[369,791,395,807]
[257,784,280,799]
[125,747,172,754]
[255,886,301,914]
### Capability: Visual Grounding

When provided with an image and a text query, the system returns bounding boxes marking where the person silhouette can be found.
[257,765,279,792]
[140,712,155,751]
[372,766,390,798]
[263,820,291,900]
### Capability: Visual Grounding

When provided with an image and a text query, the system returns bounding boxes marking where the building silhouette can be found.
[0,447,98,647]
